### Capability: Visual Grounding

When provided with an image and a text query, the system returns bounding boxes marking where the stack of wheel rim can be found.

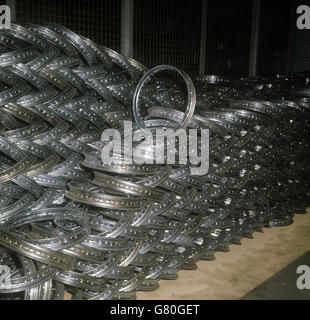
[0,23,308,300]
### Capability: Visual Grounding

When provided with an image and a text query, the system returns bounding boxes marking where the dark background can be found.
[14,0,310,77]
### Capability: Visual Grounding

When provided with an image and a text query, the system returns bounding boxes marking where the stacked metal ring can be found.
[0,23,309,300]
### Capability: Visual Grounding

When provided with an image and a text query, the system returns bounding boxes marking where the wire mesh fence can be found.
[14,0,254,77]
[15,0,122,51]
[204,0,252,76]
[133,0,202,76]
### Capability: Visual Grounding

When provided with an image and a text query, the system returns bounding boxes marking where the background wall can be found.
[15,0,122,51]
[10,0,309,77]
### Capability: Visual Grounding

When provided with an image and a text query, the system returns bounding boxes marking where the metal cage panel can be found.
[15,0,122,51]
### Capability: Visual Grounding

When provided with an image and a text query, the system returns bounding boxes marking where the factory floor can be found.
[137,208,310,300]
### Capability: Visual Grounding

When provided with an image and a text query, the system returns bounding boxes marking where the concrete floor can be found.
[137,208,310,300]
